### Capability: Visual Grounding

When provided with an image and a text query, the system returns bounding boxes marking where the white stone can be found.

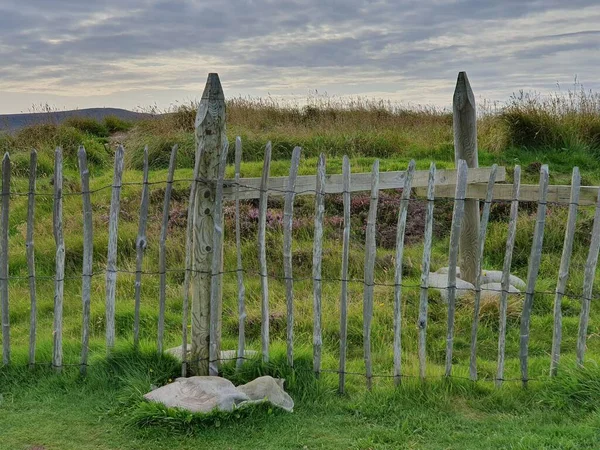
[428,272,475,302]
[480,282,521,302]
[237,376,294,412]
[481,271,526,290]
[165,346,258,363]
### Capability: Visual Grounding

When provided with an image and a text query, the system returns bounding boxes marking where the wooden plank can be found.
[469,164,498,381]
[224,167,504,200]
[0,153,10,365]
[258,142,272,363]
[52,148,65,370]
[209,141,229,376]
[27,150,37,367]
[191,73,227,375]
[393,159,416,386]
[338,155,351,394]
[444,159,468,377]
[234,137,246,370]
[550,168,580,376]
[105,144,125,350]
[284,147,302,367]
[496,166,521,387]
[520,164,550,387]
[418,162,436,381]
[133,146,150,349]
[313,153,326,376]
[78,146,93,375]
[576,187,600,367]
[453,71,479,285]
[157,144,178,354]
[363,159,379,390]
[431,182,599,206]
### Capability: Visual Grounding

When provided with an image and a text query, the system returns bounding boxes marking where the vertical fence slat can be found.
[105,145,125,351]
[27,150,37,367]
[444,159,468,377]
[1,153,10,365]
[363,159,379,390]
[258,142,272,362]
[576,187,600,367]
[157,144,178,353]
[469,164,498,380]
[235,137,246,370]
[284,147,302,367]
[313,153,326,376]
[496,165,521,386]
[78,146,93,375]
[550,167,580,376]
[209,141,229,376]
[338,155,351,394]
[393,159,416,386]
[418,162,436,381]
[52,148,64,370]
[520,164,549,387]
[133,146,150,349]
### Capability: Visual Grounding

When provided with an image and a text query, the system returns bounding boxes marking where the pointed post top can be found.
[202,73,224,102]
[195,73,226,145]
[2,152,9,162]
[453,71,476,112]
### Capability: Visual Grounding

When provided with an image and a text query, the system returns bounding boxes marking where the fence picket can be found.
[496,165,521,386]
[445,159,468,377]
[576,187,600,367]
[284,147,302,366]
[27,150,37,367]
[550,167,580,376]
[469,164,498,380]
[393,159,416,386]
[418,162,436,381]
[313,154,326,376]
[133,147,150,349]
[78,147,93,375]
[52,148,64,370]
[363,160,380,390]
[258,142,272,362]
[105,145,125,350]
[1,153,10,365]
[234,137,246,370]
[338,155,351,394]
[520,164,550,387]
[157,145,178,353]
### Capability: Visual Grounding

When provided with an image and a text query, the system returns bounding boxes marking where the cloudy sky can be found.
[1,0,599,114]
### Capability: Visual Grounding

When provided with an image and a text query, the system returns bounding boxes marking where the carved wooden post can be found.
[190,73,227,375]
[453,71,479,285]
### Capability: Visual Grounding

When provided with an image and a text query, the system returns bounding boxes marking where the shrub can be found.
[104,115,133,133]
[63,116,109,137]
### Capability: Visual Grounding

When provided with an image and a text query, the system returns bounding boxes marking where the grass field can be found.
[1,88,600,449]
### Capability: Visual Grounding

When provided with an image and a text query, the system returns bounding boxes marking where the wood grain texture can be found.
[313,153,326,376]
[444,159,468,377]
[284,147,302,366]
[133,146,150,349]
[469,164,498,380]
[418,163,436,381]
[105,145,124,351]
[338,155,351,394]
[27,150,37,367]
[234,137,246,370]
[191,73,227,375]
[453,71,479,286]
[576,187,600,367]
[52,148,64,370]
[78,146,93,375]
[520,164,549,387]
[258,142,272,363]
[158,144,178,353]
[550,168,580,376]
[393,159,416,385]
[0,153,10,365]
[496,166,521,387]
[363,160,379,390]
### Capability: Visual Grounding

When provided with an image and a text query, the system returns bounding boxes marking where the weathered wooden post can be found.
[190,73,227,375]
[453,72,479,285]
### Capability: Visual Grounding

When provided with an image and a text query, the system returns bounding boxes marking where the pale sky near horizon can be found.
[1,0,599,114]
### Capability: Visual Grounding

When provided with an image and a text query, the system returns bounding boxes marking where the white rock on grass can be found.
[237,376,294,412]
[435,267,526,291]
[480,282,521,302]
[428,272,475,302]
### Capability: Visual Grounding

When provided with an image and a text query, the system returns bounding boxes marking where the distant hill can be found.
[0,108,152,132]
